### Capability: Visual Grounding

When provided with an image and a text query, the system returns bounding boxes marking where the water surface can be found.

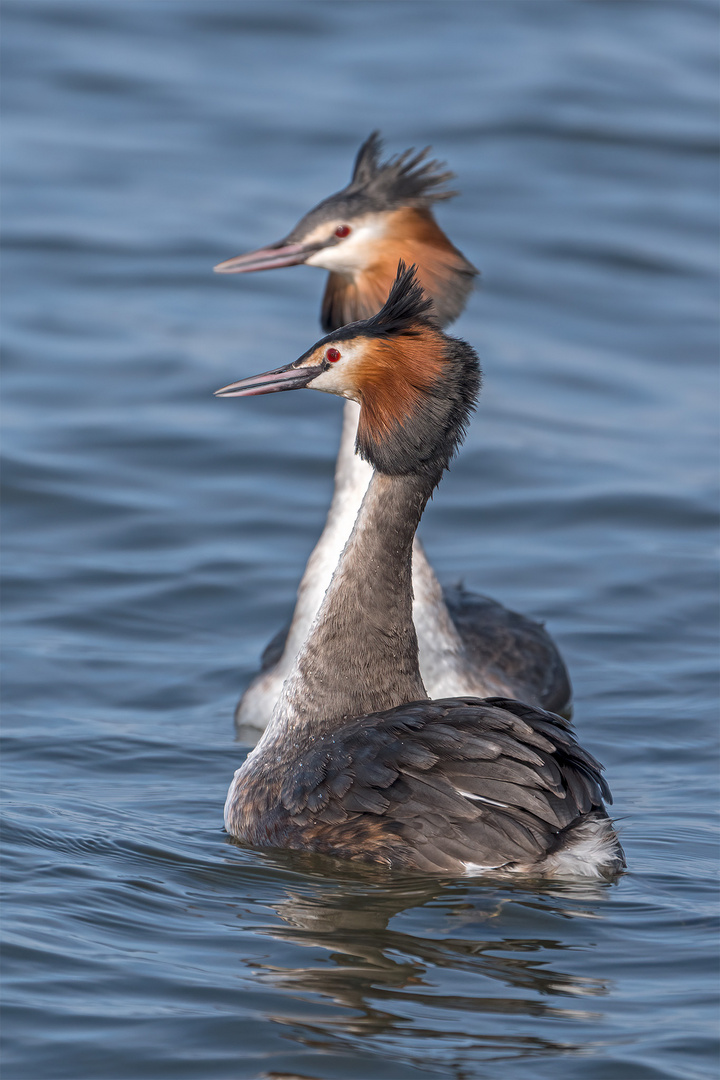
[2,3,718,1078]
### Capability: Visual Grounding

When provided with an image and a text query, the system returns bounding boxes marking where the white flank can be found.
[456,789,509,809]
[541,817,622,879]
[462,861,507,875]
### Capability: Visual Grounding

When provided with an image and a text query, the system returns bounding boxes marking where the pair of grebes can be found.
[213,134,623,877]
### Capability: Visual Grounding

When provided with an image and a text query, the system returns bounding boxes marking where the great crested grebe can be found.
[217,133,571,729]
[215,266,622,877]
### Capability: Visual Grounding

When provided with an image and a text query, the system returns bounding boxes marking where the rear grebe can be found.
[216,266,621,877]
[217,134,570,729]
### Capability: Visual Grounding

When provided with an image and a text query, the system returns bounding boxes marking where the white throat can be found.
[278,399,372,671]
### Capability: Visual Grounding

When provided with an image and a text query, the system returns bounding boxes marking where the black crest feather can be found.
[286,133,458,243]
[363,261,434,338]
[348,132,457,207]
[315,262,434,347]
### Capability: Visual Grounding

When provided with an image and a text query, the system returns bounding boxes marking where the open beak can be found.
[214,361,324,398]
[213,240,322,274]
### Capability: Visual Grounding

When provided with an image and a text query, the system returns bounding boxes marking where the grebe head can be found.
[216,263,481,482]
[214,133,478,331]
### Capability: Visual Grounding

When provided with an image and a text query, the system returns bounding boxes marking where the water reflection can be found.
[228,850,617,1065]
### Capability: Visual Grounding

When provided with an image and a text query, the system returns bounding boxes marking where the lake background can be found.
[2,2,718,1078]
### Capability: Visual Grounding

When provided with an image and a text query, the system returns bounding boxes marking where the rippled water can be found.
[2,2,718,1078]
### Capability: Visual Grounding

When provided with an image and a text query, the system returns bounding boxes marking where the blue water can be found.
[2,2,718,1078]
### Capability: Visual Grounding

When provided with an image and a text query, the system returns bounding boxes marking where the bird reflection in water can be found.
[228,846,618,1069]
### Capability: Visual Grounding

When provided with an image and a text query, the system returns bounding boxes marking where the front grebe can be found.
[216,133,571,730]
[216,266,621,877]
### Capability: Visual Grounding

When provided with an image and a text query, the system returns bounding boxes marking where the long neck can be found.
[272,399,468,691]
[277,400,372,674]
[260,469,431,748]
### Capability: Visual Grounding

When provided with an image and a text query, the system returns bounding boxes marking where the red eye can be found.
[334,225,351,238]
[327,348,341,363]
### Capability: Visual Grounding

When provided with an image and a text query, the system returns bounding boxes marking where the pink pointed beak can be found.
[213,240,321,274]
[214,361,324,398]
